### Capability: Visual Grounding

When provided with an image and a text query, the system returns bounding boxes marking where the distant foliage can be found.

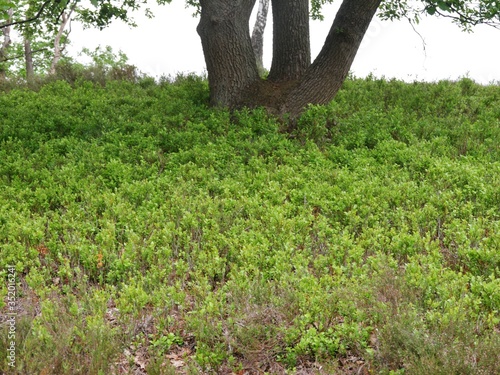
[0,45,141,90]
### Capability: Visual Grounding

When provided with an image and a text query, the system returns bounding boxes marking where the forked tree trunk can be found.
[197,0,260,107]
[198,0,382,118]
[280,0,382,116]
[50,7,74,75]
[268,0,310,82]
[251,0,269,76]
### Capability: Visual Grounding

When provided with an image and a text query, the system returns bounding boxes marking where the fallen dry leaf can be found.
[171,359,185,368]
[134,355,147,369]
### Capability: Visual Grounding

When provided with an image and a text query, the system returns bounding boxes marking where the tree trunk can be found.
[0,9,13,80]
[50,7,74,75]
[24,38,35,82]
[281,0,382,117]
[251,0,269,76]
[197,0,260,107]
[268,0,310,82]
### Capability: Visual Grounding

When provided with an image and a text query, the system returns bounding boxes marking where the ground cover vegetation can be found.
[0,69,500,374]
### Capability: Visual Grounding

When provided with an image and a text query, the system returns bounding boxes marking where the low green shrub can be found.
[1,75,499,374]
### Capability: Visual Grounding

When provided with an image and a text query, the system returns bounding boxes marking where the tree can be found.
[49,3,75,74]
[197,0,500,117]
[251,0,269,76]
[0,8,12,79]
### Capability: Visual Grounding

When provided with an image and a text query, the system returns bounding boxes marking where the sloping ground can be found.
[1,75,499,374]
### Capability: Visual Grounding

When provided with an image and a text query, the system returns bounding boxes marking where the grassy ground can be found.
[1,74,499,374]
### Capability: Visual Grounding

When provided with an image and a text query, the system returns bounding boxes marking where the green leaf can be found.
[426,5,437,15]
[0,0,14,13]
[437,0,451,12]
[90,0,98,6]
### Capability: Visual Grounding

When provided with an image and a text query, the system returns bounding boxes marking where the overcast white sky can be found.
[68,2,500,84]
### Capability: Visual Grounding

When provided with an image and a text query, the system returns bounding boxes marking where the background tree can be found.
[1,0,65,79]
[251,0,269,76]
[0,7,12,79]
[0,0,168,79]
[49,2,75,74]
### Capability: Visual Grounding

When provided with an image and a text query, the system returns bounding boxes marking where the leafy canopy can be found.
[311,0,500,29]
[379,0,500,30]
[0,0,172,30]
[3,0,500,30]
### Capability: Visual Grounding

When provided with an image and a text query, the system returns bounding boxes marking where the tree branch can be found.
[408,18,427,58]
[0,48,49,63]
[0,0,53,29]
[431,6,500,30]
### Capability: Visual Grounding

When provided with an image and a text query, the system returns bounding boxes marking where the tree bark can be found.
[268,0,310,82]
[281,0,382,117]
[24,38,35,82]
[197,0,260,107]
[251,0,269,76]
